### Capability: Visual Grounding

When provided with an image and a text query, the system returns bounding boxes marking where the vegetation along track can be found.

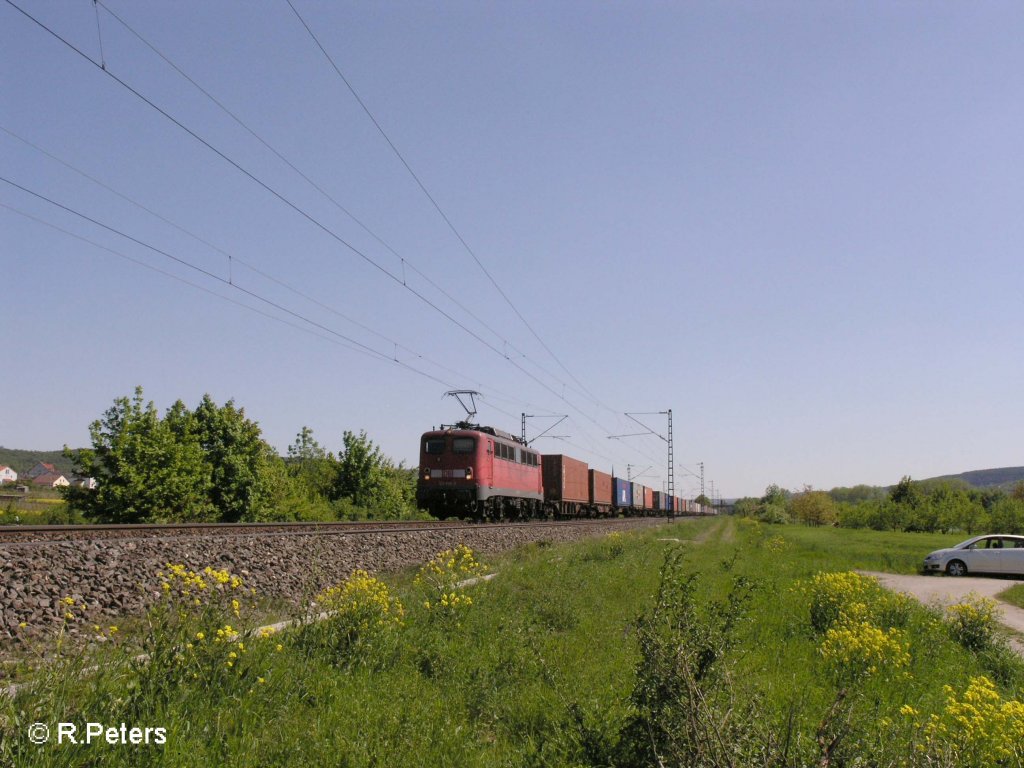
[0,516,675,641]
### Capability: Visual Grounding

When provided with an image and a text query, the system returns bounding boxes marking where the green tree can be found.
[889,476,923,509]
[731,497,759,518]
[190,395,277,522]
[336,430,388,508]
[286,426,338,501]
[790,486,836,527]
[953,500,989,535]
[63,387,213,523]
[288,426,326,461]
[334,430,416,519]
[1011,482,1024,502]
[988,496,1024,534]
[758,484,790,524]
[828,484,887,504]
[64,387,285,523]
[924,483,973,533]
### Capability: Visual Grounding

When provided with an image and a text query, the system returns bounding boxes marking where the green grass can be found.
[2,519,1021,767]
[773,524,966,573]
[999,583,1024,610]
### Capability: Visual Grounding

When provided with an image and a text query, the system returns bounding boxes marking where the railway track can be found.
[0,516,678,643]
[0,516,674,544]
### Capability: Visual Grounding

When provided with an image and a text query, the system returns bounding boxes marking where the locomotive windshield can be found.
[424,438,445,455]
[452,437,476,454]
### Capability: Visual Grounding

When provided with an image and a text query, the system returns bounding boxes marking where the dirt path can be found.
[692,516,733,545]
[860,571,1024,655]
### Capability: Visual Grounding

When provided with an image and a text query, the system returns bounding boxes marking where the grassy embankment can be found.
[1000,584,1024,610]
[2,520,1022,767]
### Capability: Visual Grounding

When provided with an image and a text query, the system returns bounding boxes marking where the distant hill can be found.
[0,447,77,478]
[925,466,1024,491]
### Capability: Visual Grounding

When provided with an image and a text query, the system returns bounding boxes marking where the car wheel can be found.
[946,560,968,577]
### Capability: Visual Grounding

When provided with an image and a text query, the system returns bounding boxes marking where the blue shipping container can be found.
[612,477,631,507]
[631,482,644,509]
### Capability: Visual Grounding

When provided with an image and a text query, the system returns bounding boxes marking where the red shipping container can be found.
[644,487,654,509]
[588,469,612,505]
[542,455,590,503]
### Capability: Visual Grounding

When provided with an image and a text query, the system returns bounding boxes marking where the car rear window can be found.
[424,438,445,455]
[452,437,476,454]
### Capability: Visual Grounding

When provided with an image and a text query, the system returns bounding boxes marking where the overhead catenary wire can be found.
[2,179,552,424]
[1,202,361,353]
[280,1,674,463]
[0,136,577,429]
[3,0,621,445]
[0,174,459,391]
[0,123,541,410]
[4,0,674,476]
[92,0,597,411]
[282,0,611,411]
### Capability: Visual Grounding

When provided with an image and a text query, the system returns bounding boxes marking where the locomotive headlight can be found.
[465,466,473,480]
[423,468,431,480]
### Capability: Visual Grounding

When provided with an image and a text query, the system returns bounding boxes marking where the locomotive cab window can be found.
[452,437,475,454]
[424,438,445,455]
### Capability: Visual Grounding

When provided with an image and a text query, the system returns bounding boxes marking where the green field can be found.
[2,520,1022,767]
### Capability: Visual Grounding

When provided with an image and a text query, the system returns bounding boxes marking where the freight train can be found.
[416,422,709,521]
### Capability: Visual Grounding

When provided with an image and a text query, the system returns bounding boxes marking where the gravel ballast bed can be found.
[0,518,669,639]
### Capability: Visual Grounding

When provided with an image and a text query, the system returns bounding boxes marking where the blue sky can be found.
[3,1,1022,499]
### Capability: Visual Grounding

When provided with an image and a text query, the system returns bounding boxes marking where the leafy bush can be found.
[819,619,911,684]
[618,549,762,767]
[914,676,1024,767]
[414,545,486,618]
[306,570,404,662]
[945,594,1001,652]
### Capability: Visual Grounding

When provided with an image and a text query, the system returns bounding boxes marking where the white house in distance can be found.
[18,461,96,490]
[32,472,69,489]
[0,466,17,484]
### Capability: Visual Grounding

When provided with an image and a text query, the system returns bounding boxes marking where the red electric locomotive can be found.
[417,394,702,520]
[416,424,543,520]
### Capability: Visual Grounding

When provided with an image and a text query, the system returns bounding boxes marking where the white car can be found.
[923,534,1024,577]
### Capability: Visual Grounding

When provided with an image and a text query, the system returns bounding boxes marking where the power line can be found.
[2,202,358,352]
[0,174,458,388]
[3,0,506,357]
[93,0,598,411]
[0,123,529,406]
[4,0,615,437]
[283,0,609,409]
[6,187,663,473]
[5,1,674,477]
[2,177,556,425]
